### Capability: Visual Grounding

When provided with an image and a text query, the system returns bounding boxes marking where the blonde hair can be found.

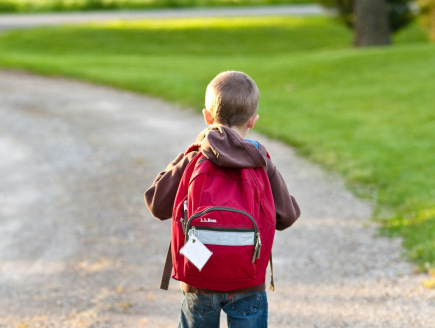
[205,71,259,127]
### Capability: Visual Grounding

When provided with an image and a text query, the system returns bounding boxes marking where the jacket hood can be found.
[195,126,267,168]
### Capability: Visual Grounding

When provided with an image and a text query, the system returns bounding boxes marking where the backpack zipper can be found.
[185,207,261,262]
[197,157,209,163]
[186,207,258,237]
[193,226,254,232]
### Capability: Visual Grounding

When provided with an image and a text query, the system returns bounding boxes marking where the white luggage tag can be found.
[180,228,213,271]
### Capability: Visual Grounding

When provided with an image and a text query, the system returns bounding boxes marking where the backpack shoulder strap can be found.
[160,241,172,290]
[269,252,275,291]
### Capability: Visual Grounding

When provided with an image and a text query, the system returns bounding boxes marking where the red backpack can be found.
[160,144,276,292]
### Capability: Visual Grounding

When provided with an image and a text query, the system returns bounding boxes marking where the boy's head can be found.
[205,71,259,128]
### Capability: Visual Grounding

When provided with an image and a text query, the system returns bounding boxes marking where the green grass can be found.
[0,0,314,13]
[0,17,434,270]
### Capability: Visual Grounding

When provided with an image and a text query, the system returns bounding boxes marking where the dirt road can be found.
[0,70,434,327]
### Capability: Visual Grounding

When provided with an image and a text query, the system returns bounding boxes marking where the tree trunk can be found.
[354,0,391,47]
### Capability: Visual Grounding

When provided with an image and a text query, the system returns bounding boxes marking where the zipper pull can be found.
[183,199,188,221]
[256,233,262,259]
[252,237,259,263]
[180,218,186,234]
[190,227,198,243]
[181,199,188,235]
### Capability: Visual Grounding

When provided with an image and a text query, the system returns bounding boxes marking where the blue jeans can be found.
[178,290,268,328]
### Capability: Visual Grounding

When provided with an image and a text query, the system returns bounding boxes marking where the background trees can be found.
[318,0,415,46]
[354,0,391,46]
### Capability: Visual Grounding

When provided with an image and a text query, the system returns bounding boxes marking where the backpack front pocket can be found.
[184,227,257,280]
[183,207,260,281]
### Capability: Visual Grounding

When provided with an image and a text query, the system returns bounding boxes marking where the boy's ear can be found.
[203,108,214,126]
[247,114,259,129]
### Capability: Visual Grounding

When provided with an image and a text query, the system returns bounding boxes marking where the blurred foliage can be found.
[318,0,415,33]
[0,0,313,13]
[418,0,435,41]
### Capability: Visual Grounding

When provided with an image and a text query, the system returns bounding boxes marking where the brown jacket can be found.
[144,126,301,293]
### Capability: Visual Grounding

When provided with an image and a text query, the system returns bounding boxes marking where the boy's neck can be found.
[212,124,249,139]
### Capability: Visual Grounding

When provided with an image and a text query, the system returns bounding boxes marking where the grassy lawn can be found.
[0,0,314,13]
[0,17,434,270]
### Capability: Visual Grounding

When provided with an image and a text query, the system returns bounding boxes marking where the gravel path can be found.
[0,5,324,30]
[0,70,434,328]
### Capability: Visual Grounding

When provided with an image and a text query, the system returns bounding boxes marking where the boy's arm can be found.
[265,158,301,230]
[144,152,198,220]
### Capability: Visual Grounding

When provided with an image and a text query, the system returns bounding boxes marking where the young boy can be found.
[144,71,300,328]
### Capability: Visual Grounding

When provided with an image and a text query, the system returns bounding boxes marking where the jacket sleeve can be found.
[144,152,198,220]
[265,158,301,230]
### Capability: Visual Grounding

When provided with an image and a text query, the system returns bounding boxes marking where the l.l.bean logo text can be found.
[200,218,217,223]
